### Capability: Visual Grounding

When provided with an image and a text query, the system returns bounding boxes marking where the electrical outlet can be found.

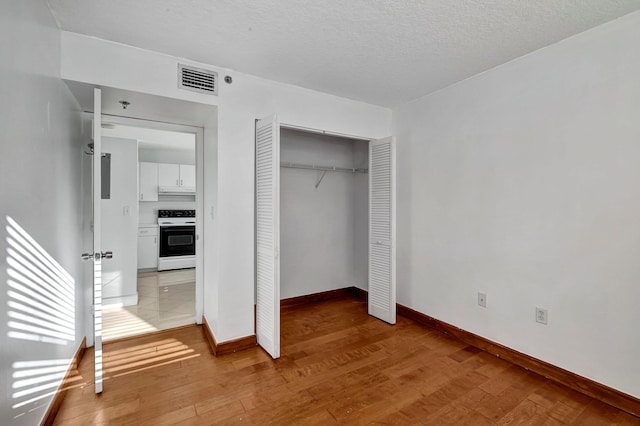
[536,307,548,325]
[477,292,487,308]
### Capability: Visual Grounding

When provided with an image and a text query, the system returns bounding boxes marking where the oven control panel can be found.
[158,210,195,218]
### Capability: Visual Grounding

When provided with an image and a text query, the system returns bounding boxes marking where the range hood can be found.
[158,186,196,195]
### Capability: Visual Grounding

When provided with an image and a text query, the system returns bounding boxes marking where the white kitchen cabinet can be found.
[137,226,158,270]
[139,162,158,202]
[157,163,195,191]
[179,164,196,188]
[158,163,180,188]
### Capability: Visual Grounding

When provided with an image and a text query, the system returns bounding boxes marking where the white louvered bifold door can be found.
[368,137,396,324]
[255,114,281,359]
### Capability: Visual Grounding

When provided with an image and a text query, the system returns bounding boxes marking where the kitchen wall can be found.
[392,11,640,398]
[138,147,195,165]
[280,130,368,299]
[101,137,139,306]
[60,33,392,342]
[0,1,84,424]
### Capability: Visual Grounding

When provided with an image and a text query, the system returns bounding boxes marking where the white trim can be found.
[280,122,373,142]
[103,292,139,309]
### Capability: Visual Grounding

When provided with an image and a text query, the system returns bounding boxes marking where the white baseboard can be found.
[102,292,138,309]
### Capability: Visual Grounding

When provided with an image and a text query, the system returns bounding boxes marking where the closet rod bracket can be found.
[315,170,328,188]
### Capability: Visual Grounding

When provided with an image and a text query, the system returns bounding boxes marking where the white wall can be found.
[392,11,640,398]
[0,1,84,424]
[138,147,195,165]
[280,130,368,299]
[101,137,139,306]
[60,32,392,341]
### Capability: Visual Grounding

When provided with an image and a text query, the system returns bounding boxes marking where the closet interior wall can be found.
[280,129,369,299]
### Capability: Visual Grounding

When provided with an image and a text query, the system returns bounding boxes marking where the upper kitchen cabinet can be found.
[180,164,196,188]
[158,163,195,193]
[158,163,180,187]
[139,162,159,202]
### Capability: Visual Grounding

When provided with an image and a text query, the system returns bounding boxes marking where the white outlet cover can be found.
[478,292,487,308]
[536,307,548,325]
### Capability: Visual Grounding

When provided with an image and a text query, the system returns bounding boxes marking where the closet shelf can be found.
[280,162,368,174]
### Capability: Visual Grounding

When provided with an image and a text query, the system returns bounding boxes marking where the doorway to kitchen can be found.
[98,123,200,341]
[63,81,215,396]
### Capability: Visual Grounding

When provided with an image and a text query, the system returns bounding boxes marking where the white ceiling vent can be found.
[178,64,218,95]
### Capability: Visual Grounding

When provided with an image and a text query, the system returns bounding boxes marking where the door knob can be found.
[80,251,113,261]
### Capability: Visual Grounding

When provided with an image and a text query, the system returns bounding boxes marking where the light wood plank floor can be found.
[55,296,639,425]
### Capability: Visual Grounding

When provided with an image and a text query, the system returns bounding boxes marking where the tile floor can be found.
[102,269,196,341]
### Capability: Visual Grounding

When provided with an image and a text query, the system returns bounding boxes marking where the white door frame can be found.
[279,123,373,142]
[98,114,206,324]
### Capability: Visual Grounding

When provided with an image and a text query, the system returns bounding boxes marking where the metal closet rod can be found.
[280,162,368,174]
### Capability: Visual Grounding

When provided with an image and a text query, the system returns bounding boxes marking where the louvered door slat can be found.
[368,137,396,324]
[255,114,280,359]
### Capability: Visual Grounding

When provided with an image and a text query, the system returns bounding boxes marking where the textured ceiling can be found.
[48,0,640,107]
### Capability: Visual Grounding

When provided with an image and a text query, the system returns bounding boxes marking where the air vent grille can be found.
[178,64,218,95]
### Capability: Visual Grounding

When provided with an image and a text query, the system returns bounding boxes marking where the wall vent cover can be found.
[178,64,218,95]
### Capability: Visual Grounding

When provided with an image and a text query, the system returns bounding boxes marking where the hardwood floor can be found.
[54,296,639,425]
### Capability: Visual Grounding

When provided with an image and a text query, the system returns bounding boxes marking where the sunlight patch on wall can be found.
[5,216,78,414]
[11,359,70,409]
[5,216,75,345]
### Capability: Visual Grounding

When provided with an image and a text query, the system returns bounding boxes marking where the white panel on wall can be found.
[255,114,280,359]
[101,137,138,306]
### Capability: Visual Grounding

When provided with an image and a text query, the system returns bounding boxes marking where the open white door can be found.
[92,88,104,393]
[80,88,108,393]
[255,114,281,358]
[368,137,396,324]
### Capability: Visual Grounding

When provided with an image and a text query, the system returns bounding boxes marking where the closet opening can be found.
[279,128,369,304]
[255,114,396,360]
